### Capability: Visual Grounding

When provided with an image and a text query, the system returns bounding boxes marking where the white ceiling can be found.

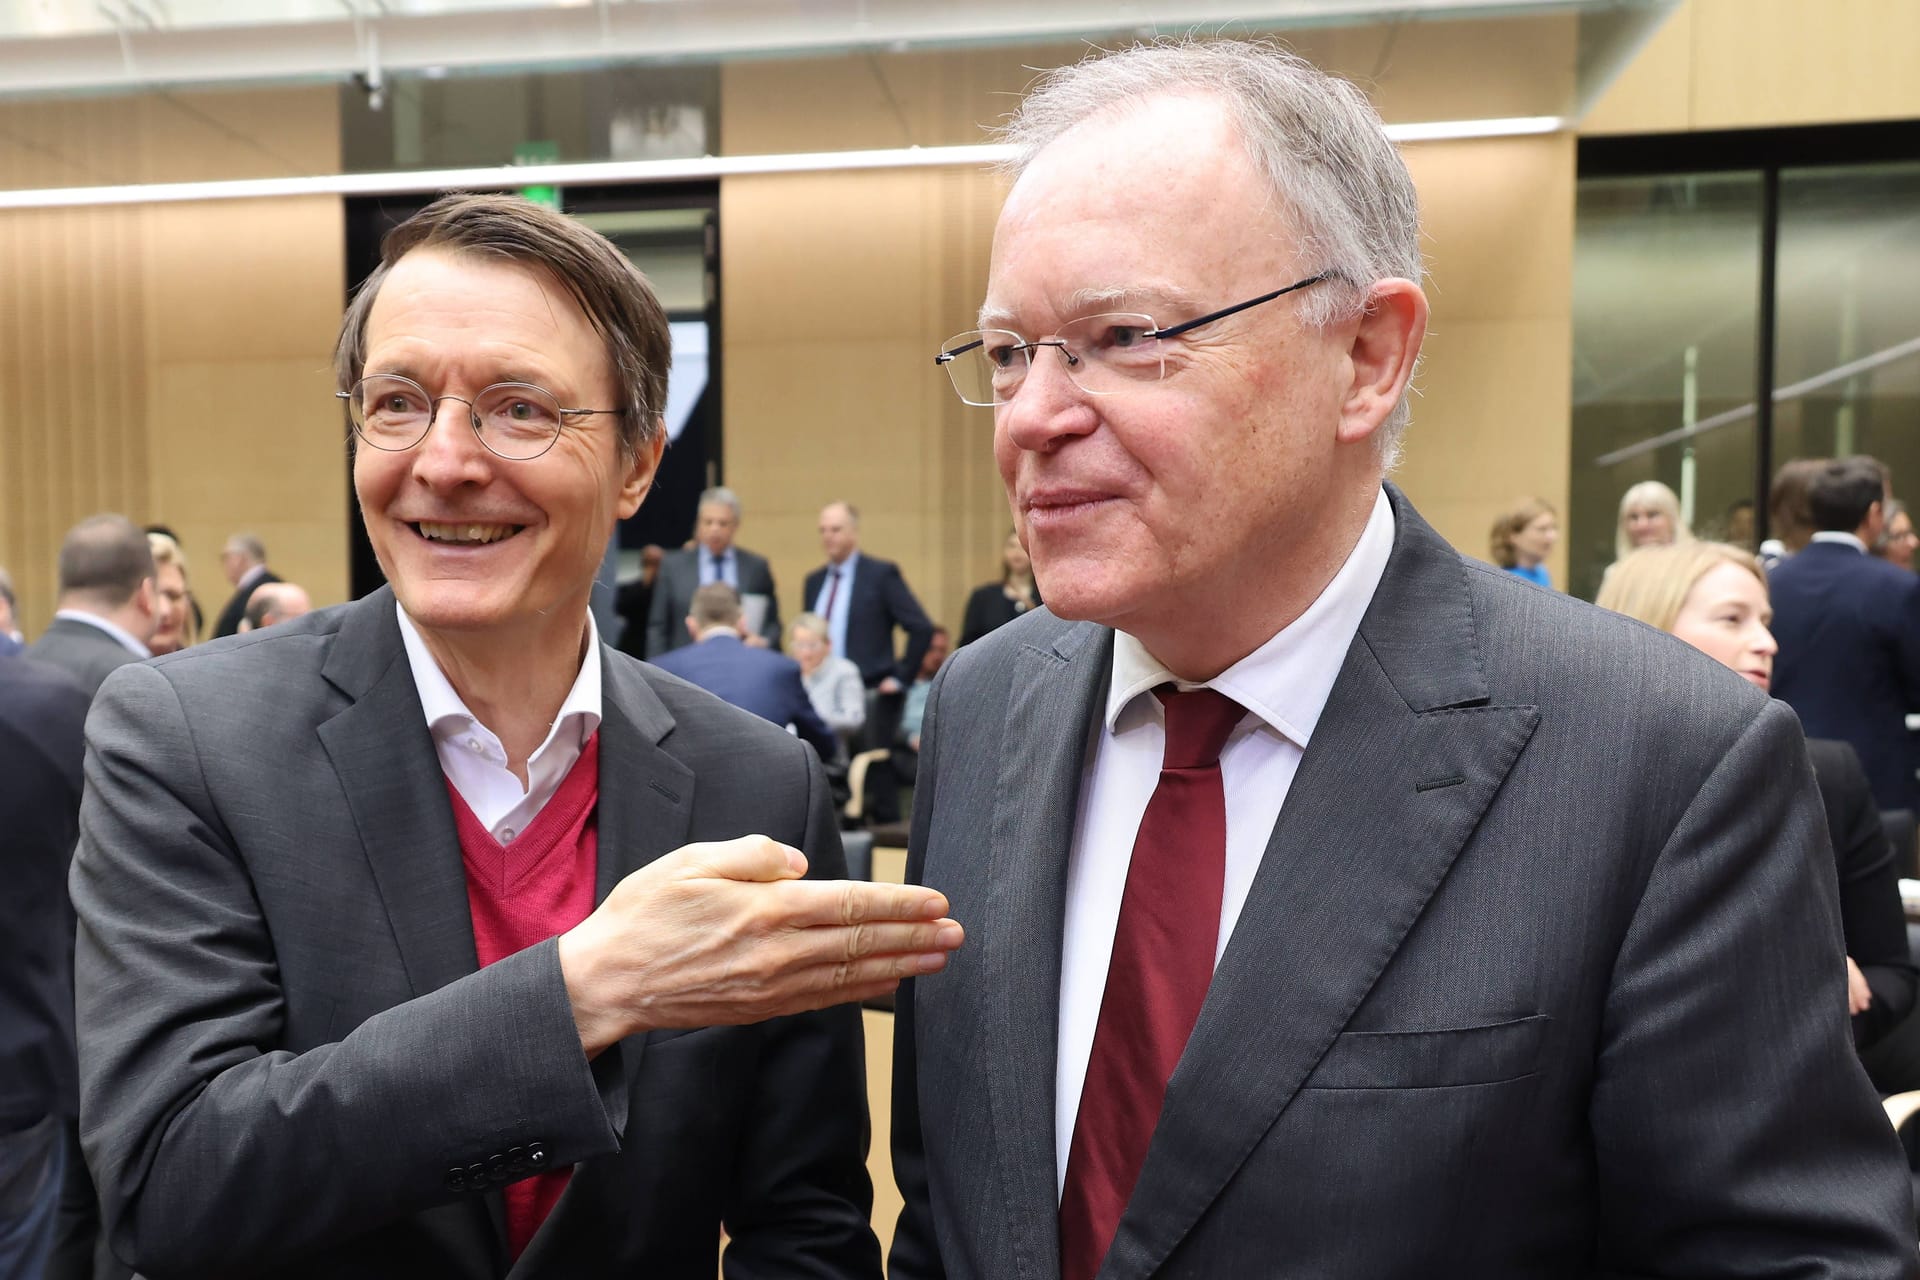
[0,0,1671,97]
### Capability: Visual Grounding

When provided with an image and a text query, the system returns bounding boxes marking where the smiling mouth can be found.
[410,520,525,546]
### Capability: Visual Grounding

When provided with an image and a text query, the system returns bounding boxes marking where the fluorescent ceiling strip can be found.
[0,118,1566,211]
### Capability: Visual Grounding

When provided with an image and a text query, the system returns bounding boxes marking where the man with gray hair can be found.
[212,532,278,638]
[26,515,157,696]
[892,39,1913,1278]
[645,485,782,656]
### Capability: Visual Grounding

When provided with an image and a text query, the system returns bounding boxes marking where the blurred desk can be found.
[865,1007,900,1260]
[873,845,908,884]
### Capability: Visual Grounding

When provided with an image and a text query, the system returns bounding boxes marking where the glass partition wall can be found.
[1570,126,1920,600]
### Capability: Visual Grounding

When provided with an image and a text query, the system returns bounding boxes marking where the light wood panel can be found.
[0,86,343,635]
[1394,134,1577,583]
[1585,0,1920,135]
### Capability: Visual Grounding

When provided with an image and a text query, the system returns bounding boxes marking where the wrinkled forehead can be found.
[983,95,1298,330]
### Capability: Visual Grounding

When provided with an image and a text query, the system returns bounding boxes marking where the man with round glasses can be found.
[892,39,1912,1280]
[71,193,961,1277]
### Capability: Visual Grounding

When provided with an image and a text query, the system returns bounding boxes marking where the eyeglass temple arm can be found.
[1148,272,1335,340]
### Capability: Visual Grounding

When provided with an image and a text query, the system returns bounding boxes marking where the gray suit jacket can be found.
[890,487,1916,1279]
[71,587,879,1279]
[26,616,142,697]
[646,546,781,657]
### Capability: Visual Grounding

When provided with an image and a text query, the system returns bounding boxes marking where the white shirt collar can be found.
[238,563,270,590]
[54,608,152,659]
[1810,531,1867,553]
[395,602,603,765]
[1106,487,1397,748]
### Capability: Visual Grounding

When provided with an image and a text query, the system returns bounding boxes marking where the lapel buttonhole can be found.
[1415,775,1467,793]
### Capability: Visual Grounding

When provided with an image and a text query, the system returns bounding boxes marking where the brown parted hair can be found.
[1488,498,1555,570]
[332,193,670,462]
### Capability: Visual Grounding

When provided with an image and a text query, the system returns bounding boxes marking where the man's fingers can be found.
[779,878,950,928]
[675,836,807,884]
[832,919,965,962]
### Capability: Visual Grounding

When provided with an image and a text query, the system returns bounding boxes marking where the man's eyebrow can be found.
[977,284,1207,332]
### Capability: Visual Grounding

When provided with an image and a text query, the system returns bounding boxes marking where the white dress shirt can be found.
[1053,488,1396,1195]
[1810,531,1867,553]
[396,604,602,844]
[53,608,151,659]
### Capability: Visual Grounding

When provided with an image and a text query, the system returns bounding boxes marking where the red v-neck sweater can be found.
[444,732,601,1262]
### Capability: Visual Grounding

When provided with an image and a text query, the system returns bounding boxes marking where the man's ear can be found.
[1336,278,1428,447]
[618,421,668,520]
[684,615,700,643]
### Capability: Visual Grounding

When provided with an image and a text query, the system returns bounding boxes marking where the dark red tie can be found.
[823,567,841,617]
[1059,685,1244,1280]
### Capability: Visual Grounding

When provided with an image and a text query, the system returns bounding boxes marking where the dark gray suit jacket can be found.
[71,587,879,1279]
[890,487,1916,1279]
[646,546,781,657]
[26,616,142,697]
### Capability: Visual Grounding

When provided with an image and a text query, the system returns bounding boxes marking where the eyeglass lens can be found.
[348,375,564,460]
[939,313,1163,406]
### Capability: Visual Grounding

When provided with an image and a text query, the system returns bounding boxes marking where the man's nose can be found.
[998,350,1097,453]
[410,398,493,482]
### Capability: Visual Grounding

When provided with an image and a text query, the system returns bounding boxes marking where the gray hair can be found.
[225,533,266,564]
[697,486,742,520]
[0,567,13,609]
[999,39,1424,459]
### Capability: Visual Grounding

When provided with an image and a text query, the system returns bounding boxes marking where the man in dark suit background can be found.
[804,503,933,695]
[0,567,24,656]
[645,487,781,657]
[26,515,156,696]
[649,583,836,761]
[211,532,278,639]
[71,193,961,1278]
[890,40,1913,1279]
[0,657,89,1279]
[1769,454,1920,814]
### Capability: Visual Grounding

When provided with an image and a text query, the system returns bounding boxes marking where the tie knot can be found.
[1154,685,1244,770]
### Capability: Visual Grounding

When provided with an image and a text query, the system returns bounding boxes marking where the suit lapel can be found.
[315,590,479,1002]
[1103,490,1540,1279]
[980,621,1113,1280]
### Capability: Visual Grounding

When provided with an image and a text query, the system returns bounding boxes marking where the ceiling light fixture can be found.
[0,117,1566,211]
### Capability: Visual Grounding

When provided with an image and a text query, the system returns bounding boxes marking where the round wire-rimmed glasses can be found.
[934,273,1332,407]
[336,373,623,461]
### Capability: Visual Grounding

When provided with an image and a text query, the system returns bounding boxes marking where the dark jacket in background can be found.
[959,583,1039,648]
[803,556,933,688]
[0,657,89,1128]
[213,569,280,639]
[25,617,142,697]
[1807,736,1919,1049]
[648,634,837,762]
[1770,541,1920,812]
[645,548,780,658]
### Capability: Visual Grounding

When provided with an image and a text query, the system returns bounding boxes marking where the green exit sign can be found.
[514,142,560,210]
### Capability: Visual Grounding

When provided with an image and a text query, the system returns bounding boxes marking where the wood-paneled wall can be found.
[720,31,1584,624]
[1585,0,1920,135]
[0,86,345,637]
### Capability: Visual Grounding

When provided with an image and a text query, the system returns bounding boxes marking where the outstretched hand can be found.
[558,836,962,1055]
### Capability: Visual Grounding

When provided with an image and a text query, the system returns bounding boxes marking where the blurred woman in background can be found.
[146,531,194,656]
[1597,541,1915,1052]
[1489,498,1558,589]
[1614,480,1690,561]
[788,611,865,743]
[961,530,1040,646]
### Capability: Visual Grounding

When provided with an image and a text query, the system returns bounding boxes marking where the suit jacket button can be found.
[527,1143,547,1169]
[466,1162,487,1189]
[487,1154,510,1184]
[505,1145,528,1177]
[445,1167,467,1192]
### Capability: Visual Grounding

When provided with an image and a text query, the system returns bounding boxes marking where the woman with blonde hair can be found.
[1597,541,1915,1054]
[145,531,194,656]
[1614,480,1690,561]
[1488,498,1558,589]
